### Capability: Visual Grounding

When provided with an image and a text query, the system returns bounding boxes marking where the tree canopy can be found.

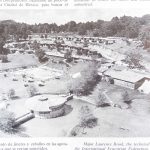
[0,15,150,45]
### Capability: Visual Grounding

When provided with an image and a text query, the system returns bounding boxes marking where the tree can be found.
[32,40,48,62]
[64,49,73,62]
[27,85,38,97]
[122,91,131,104]
[68,61,100,96]
[0,24,9,63]
[93,29,100,37]
[8,89,16,100]
[55,41,62,52]
[77,48,83,55]
[0,36,6,55]
[45,34,48,39]
[95,91,111,107]
[78,24,87,35]
[1,55,8,63]
[79,105,98,128]
[95,20,104,29]
[0,110,16,133]
[35,48,48,62]
[67,21,77,32]
[105,17,122,36]
[41,35,44,38]
[140,15,150,25]
[31,40,40,50]
[139,25,150,49]
[19,23,29,40]
[69,106,98,136]
[0,14,147,40]
[125,51,144,69]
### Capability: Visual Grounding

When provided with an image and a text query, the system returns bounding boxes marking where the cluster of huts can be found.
[27,34,118,45]
[5,36,103,59]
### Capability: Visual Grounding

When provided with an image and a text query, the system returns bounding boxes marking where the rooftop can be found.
[25,94,67,112]
[104,68,150,83]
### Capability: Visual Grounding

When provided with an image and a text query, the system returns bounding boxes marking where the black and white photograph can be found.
[0,9,150,138]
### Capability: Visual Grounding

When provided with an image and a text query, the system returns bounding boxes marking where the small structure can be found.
[25,94,68,119]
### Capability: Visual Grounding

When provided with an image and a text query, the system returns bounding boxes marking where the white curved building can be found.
[26,94,68,119]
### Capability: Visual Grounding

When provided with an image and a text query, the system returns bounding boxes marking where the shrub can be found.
[70,130,77,137]
[22,66,27,69]
[8,89,16,99]
[22,74,26,78]
[83,117,98,128]
[4,74,7,77]
[35,49,48,63]
[69,125,81,137]
[0,110,16,133]
[122,91,132,104]
[79,105,98,128]
[91,89,111,107]
[27,85,38,97]
[96,93,110,107]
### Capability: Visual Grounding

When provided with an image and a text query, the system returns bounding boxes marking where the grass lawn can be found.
[0,54,39,71]
[6,98,93,137]
[74,82,150,137]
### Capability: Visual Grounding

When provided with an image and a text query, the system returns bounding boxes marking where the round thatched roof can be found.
[25,94,67,112]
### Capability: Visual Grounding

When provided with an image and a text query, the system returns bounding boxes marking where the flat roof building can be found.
[103,67,150,89]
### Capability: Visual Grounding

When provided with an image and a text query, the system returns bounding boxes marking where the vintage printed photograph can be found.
[0,9,150,137]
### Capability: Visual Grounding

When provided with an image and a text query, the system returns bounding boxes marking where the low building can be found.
[102,68,150,89]
[25,94,68,119]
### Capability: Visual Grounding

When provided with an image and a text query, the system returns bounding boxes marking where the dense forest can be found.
[0,14,150,45]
